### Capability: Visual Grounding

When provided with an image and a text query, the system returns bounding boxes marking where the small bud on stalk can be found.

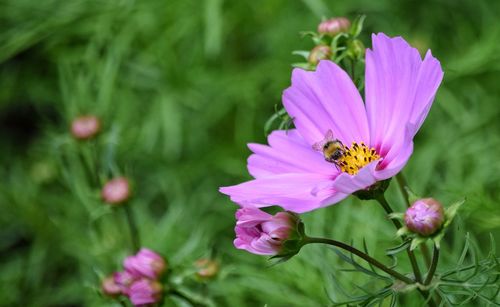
[308,45,332,66]
[194,258,219,280]
[102,177,131,205]
[128,279,163,306]
[71,115,100,140]
[317,17,351,36]
[404,198,444,236]
[234,207,303,258]
[124,248,167,279]
[101,275,122,297]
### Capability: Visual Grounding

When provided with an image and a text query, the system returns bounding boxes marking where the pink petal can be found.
[220,173,345,213]
[247,129,337,178]
[365,33,443,177]
[331,160,379,194]
[282,60,369,146]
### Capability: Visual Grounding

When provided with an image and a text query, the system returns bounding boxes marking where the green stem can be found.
[305,237,414,284]
[169,289,207,307]
[424,245,440,285]
[395,173,432,268]
[395,173,410,207]
[375,195,423,283]
[124,205,140,252]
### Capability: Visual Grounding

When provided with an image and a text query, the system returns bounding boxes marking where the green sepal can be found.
[291,62,312,70]
[270,213,306,263]
[432,198,466,248]
[410,236,427,251]
[404,187,420,204]
[388,213,404,220]
[396,226,411,238]
[353,179,391,200]
[292,50,310,60]
[349,15,366,38]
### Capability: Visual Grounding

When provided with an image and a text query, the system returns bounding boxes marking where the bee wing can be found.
[324,129,334,141]
[312,129,336,151]
[312,140,325,151]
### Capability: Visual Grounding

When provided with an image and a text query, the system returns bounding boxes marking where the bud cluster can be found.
[102,248,167,306]
[292,15,366,71]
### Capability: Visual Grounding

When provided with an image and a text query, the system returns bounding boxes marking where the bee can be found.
[312,130,345,164]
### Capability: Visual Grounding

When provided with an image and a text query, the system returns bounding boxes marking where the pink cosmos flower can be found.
[220,33,443,213]
[234,207,298,255]
[128,278,163,306]
[124,248,167,279]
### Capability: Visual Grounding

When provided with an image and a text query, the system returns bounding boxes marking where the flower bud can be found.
[113,270,136,295]
[347,39,365,60]
[317,17,350,36]
[404,198,444,236]
[102,177,131,205]
[71,115,100,140]
[308,45,332,66]
[128,279,163,306]
[124,248,167,279]
[234,207,301,256]
[194,258,219,280]
[101,275,122,297]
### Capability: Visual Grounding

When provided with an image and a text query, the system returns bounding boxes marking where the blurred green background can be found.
[1,0,499,306]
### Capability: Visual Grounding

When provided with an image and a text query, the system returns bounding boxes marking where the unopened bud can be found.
[71,115,100,140]
[195,258,219,280]
[128,279,163,306]
[102,275,122,297]
[102,177,131,205]
[124,248,167,279]
[234,207,302,256]
[317,17,350,36]
[347,39,365,59]
[308,45,331,66]
[404,198,444,236]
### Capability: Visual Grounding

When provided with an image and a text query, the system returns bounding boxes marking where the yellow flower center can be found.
[337,142,380,175]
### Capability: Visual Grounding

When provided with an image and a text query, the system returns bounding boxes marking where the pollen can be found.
[337,142,380,175]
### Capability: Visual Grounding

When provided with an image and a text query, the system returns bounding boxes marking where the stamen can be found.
[337,142,380,175]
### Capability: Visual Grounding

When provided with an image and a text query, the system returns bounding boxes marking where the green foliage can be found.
[1,0,500,306]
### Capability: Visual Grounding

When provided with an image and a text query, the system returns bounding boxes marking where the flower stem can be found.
[304,236,414,285]
[375,195,423,283]
[395,173,432,267]
[424,245,439,285]
[124,205,140,252]
[169,289,207,307]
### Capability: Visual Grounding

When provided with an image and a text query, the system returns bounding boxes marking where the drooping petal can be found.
[331,160,379,194]
[283,60,370,146]
[365,33,443,177]
[247,129,337,178]
[220,173,346,213]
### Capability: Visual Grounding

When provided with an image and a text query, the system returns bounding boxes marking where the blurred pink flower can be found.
[101,275,122,296]
[220,33,443,213]
[113,270,136,295]
[405,198,444,236]
[71,115,100,139]
[102,177,131,205]
[124,248,167,279]
[128,278,163,306]
[234,207,298,255]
